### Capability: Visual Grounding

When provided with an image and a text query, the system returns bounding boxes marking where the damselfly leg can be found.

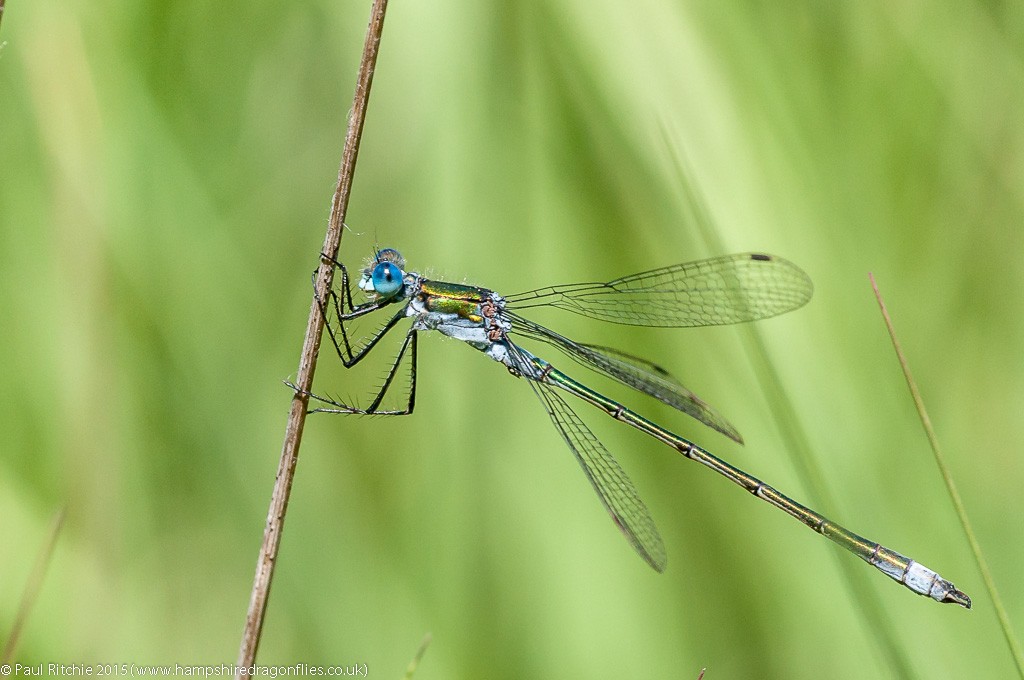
[315,254,401,367]
[289,255,418,416]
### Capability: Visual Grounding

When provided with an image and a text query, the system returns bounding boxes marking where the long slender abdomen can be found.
[533,358,970,607]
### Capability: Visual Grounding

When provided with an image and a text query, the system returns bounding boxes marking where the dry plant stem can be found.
[1,506,66,663]
[870,273,1024,679]
[235,0,389,670]
[401,634,432,680]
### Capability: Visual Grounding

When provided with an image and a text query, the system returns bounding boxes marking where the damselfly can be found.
[296,248,970,608]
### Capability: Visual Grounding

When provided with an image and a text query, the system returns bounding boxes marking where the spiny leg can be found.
[318,252,358,316]
[314,253,401,365]
[322,300,409,370]
[290,329,418,416]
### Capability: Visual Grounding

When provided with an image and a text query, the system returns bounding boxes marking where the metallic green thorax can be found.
[418,280,490,322]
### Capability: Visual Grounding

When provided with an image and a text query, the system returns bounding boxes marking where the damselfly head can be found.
[359,247,407,299]
[374,248,405,270]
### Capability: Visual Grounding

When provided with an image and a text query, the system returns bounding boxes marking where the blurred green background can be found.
[2,0,1022,677]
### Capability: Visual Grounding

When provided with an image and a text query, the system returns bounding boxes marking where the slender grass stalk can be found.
[0,0,7,34]
[738,329,916,678]
[870,273,1024,679]
[235,0,390,670]
[663,136,917,677]
[400,634,432,680]
[1,506,66,663]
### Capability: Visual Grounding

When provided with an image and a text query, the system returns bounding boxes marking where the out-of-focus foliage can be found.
[1,1,1022,677]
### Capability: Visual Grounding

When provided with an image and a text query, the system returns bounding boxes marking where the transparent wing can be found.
[524,373,667,572]
[506,253,812,327]
[508,313,743,443]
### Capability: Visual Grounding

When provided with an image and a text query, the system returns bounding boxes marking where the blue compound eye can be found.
[371,261,403,297]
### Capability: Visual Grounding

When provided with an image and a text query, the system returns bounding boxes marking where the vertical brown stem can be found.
[1,507,66,663]
[235,0,389,671]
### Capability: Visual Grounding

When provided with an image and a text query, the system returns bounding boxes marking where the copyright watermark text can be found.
[0,664,368,678]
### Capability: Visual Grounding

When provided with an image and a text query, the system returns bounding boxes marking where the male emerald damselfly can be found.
[292,247,970,608]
